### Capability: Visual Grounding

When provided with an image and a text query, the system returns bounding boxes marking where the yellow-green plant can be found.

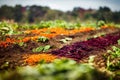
[0,21,13,40]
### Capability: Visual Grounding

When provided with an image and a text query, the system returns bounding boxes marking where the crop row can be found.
[24,54,58,65]
[0,27,94,48]
[24,27,94,38]
[51,32,120,61]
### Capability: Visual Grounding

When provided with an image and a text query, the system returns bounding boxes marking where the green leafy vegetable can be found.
[0,21,13,40]
[117,39,120,45]
[43,45,51,52]
[106,46,120,71]
[18,42,25,47]
[32,45,51,52]
[97,20,105,27]
[32,46,44,52]
[37,36,49,42]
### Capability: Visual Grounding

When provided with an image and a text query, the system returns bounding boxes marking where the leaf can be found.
[1,27,9,31]
[18,42,24,46]
[32,45,51,52]
[112,46,120,57]
[37,36,48,42]
[117,39,120,45]
[97,20,105,27]
[32,46,44,52]
[32,48,36,52]
[107,46,120,71]
[43,45,51,52]
[36,46,44,52]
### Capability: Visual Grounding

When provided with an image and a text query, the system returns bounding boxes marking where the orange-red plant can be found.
[24,53,58,65]
[23,27,95,40]
[0,27,95,48]
[0,38,15,48]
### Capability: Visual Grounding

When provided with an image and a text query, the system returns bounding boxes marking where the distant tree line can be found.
[0,5,120,23]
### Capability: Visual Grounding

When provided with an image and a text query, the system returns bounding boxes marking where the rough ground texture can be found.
[0,27,120,70]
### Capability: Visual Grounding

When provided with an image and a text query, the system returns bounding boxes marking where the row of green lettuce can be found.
[0,20,104,30]
[1,20,117,30]
[0,20,119,40]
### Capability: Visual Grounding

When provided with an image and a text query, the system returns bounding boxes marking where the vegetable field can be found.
[0,20,120,80]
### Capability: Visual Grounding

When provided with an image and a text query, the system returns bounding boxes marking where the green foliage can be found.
[117,39,120,45]
[107,46,120,58]
[43,45,51,52]
[17,20,81,30]
[0,59,111,80]
[15,42,27,47]
[37,36,49,42]
[0,21,13,40]
[107,46,120,71]
[0,22,13,34]
[18,42,24,47]
[32,45,51,52]
[32,46,44,52]
[53,20,67,28]
[97,20,105,27]
[37,20,81,29]
[38,21,53,28]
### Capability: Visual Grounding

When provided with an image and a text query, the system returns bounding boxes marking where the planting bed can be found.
[0,22,120,80]
[0,27,119,68]
[51,30,120,60]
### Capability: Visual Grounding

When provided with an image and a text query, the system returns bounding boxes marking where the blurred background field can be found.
[0,0,120,24]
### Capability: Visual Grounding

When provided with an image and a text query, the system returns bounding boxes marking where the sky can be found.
[0,0,120,11]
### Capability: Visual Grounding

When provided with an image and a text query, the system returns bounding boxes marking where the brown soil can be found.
[0,27,120,70]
